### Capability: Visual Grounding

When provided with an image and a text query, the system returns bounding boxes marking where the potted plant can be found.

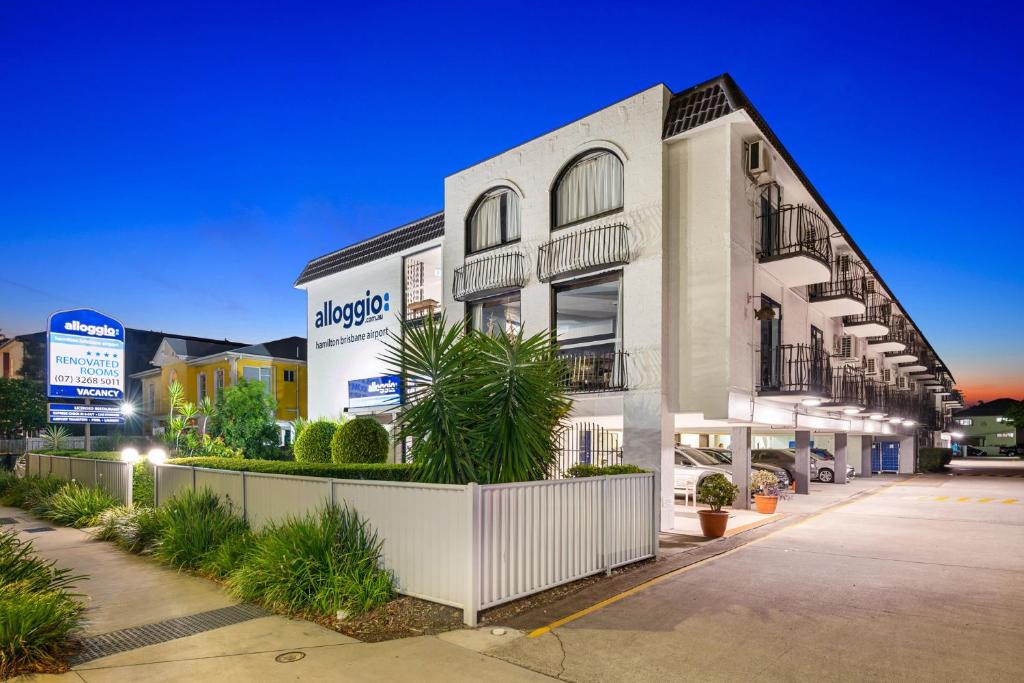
[751,470,791,514]
[696,474,739,538]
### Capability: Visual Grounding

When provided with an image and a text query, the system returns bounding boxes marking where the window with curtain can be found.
[467,187,521,254]
[468,292,521,337]
[553,150,624,228]
[553,272,622,355]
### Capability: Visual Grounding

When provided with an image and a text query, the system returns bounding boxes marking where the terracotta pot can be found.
[697,509,729,538]
[754,494,779,514]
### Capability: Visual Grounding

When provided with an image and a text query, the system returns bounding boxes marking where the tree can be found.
[381,314,571,485]
[0,378,47,437]
[331,417,389,463]
[207,379,280,458]
[1005,400,1024,429]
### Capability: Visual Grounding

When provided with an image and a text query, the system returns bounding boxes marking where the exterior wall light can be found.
[950,431,964,439]
[889,417,903,424]
[843,408,862,415]
[801,398,822,407]
[869,413,885,421]
[120,448,140,463]
[903,419,916,426]
[120,402,136,416]
[147,448,167,465]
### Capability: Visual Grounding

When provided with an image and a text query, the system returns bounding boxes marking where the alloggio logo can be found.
[315,291,390,329]
[63,320,120,338]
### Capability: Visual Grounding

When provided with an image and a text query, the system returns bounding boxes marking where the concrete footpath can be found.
[3,506,549,682]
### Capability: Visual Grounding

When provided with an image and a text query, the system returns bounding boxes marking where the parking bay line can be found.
[527,482,898,638]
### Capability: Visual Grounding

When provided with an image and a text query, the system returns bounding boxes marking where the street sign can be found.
[347,375,401,409]
[47,308,126,400]
[48,403,125,425]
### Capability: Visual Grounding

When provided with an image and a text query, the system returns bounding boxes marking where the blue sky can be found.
[1,1,1021,401]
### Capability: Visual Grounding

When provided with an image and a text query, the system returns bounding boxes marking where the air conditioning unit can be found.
[745,138,772,179]
[866,358,877,375]
[832,335,854,360]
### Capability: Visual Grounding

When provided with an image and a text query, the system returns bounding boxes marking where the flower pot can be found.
[754,494,779,514]
[697,509,729,538]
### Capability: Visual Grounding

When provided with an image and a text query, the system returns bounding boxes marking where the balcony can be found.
[538,224,631,283]
[452,251,527,302]
[823,364,867,413]
[808,256,866,317]
[559,349,629,394]
[863,379,889,418]
[867,316,911,354]
[757,344,832,403]
[757,204,833,287]
[843,293,892,337]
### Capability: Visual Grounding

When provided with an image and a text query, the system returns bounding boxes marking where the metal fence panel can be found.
[333,480,470,608]
[244,473,329,530]
[604,474,656,567]
[51,456,71,481]
[25,453,133,506]
[156,465,196,506]
[96,460,133,506]
[69,458,97,488]
[194,469,245,516]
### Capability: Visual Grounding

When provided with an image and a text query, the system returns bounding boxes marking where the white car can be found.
[674,446,733,493]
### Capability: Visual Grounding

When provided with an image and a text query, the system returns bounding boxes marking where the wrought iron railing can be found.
[826,364,866,408]
[843,293,893,328]
[808,256,865,302]
[757,204,833,265]
[864,379,889,415]
[452,251,527,302]
[758,344,832,396]
[558,349,629,393]
[870,317,914,349]
[550,421,623,478]
[538,223,631,282]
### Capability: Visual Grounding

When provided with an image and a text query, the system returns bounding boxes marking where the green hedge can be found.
[167,457,415,481]
[293,420,336,463]
[567,464,647,478]
[919,447,953,473]
[34,449,122,461]
[331,417,389,464]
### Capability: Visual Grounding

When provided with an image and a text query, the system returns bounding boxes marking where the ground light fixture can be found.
[147,448,167,465]
[842,407,862,415]
[120,448,140,463]
[903,419,917,426]
[889,417,903,424]
[801,398,822,407]
[120,402,136,417]
[869,413,885,421]
[950,431,964,439]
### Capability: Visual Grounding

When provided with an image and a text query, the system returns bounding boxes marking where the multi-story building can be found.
[952,398,1022,454]
[296,74,961,529]
[129,335,307,441]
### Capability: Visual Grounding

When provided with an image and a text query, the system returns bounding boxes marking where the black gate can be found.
[551,422,623,478]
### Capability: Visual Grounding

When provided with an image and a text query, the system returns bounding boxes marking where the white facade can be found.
[296,76,960,530]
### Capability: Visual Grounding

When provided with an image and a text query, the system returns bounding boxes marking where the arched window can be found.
[467,187,521,254]
[552,149,623,228]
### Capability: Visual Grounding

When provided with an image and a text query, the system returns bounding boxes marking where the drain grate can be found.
[70,603,268,665]
[24,526,54,533]
[0,517,16,525]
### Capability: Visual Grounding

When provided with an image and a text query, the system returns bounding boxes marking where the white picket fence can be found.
[25,453,134,506]
[1,437,87,453]
[153,463,657,625]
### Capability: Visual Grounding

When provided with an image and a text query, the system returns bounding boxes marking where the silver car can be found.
[674,446,733,493]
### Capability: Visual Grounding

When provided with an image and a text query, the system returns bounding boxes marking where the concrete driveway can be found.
[488,467,1024,682]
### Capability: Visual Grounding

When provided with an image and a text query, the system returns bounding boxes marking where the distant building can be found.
[953,398,1023,453]
[129,335,307,442]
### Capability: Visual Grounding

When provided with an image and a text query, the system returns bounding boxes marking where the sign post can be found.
[46,309,126,452]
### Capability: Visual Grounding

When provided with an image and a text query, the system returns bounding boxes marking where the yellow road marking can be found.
[933,496,949,501]
[977,498,994,503]
[956,497,971,502]
[527,481,899,638]
[1001,499,1018,505]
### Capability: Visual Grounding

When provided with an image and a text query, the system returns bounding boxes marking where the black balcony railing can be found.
[558,349,629,393]
[452,251,527,302]
[843,293,893,328]
[808,256,866,302]
[757,204,833,266]
[864,379,889,414]
[538,223,631,282]
[758,344,832,396]
[870,317,914,348]
[825,364,866,408]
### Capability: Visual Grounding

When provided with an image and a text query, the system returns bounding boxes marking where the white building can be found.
[295,74,961,530]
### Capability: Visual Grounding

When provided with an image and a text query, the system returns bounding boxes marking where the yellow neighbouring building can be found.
[130,335,307,444]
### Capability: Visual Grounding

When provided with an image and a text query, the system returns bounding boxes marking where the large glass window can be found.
[759,295,782,389]
[197,372,207,403]
[553,150,623,228]
[553,272,621,354]
[404,246,443,321]
[467,187,521,254]
[469,292,521,337]
[243,366,272,394]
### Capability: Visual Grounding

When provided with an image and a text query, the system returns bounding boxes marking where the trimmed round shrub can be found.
[331,418,389,464]
[293,419,337,464]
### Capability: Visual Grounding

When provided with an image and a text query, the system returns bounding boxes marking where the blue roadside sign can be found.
[47,308,126,400]
[348,375,401,409]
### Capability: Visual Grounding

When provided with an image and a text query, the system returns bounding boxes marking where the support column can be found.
[730,427,752,510]
[623,392,675,531]
[834,432,848,484]
[860,435,873,478]
[794,430,811,494]
[899,433,916,474]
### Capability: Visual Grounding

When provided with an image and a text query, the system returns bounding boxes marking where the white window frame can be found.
[197,372,207,403]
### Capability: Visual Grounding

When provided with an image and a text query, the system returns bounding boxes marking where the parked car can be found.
[810,448,856,483]
[698,448,792,488]
[751,448,817,483]
[997,445,1022,457]
[674,446,733,494]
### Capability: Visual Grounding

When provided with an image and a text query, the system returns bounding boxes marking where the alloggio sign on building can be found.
[47,308,126,400]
